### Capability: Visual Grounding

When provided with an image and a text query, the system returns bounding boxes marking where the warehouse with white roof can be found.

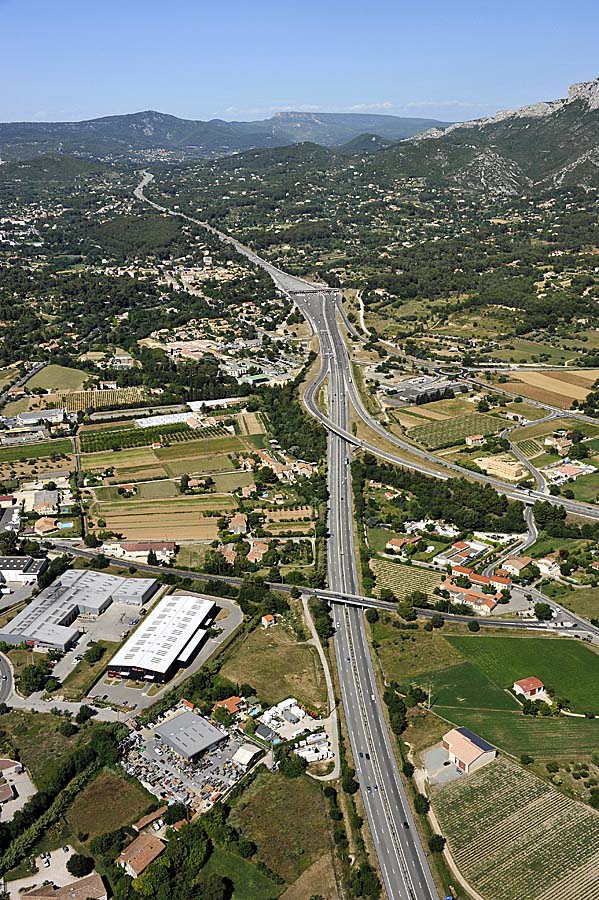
[107,594,216,682]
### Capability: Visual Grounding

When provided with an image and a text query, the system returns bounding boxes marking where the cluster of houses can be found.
[238,449,316,483]
[440,565,511,615]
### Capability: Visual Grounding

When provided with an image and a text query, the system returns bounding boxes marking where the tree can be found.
[180,473,190,493]
[66,853,94,877]
[428,834,446,853]
[365,608,379,625]
[163,802,187,825]
[84,643,105,664]
[147,549,158,566]
[430,613,444,629]
[534,602,553,621]
[414,793,430,815]
[19,661,51,696]
[75,704,95,725]
[467,620,480,632]
[197,873,233,900]
[402,761,414,778]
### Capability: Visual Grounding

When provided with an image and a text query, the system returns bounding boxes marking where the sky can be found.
[1,0,598,124]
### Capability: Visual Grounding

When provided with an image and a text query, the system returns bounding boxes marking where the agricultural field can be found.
[229,770,333,887]
[409,412,508,449]
[446,635,599,715]
[80,422,230,452]
[433,757,599,900]
[66,770,153,840]
[48,386,146,412]
[26,364,90,392]
[221,622,327,712]
[370,558,442,600]
[371,619,599,757]
[516,438,543,457]
[493,369,599,409]
[0,438,73,464]
[90,495,232,540]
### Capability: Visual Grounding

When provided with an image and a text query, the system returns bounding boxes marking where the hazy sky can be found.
[1,0,598,123]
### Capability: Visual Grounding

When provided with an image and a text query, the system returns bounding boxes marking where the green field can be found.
[67,770,153,839]
[434,757,599,900]
[202,847,280,900]
[446,635,599,714]
[229,770,331,885]
[370,558,442,600]
[409,412,509,449]
[406,661,520,711]
[221,624,327,711]
[435,706,599,756]
[26,364,89,392]
[0,438,73,464]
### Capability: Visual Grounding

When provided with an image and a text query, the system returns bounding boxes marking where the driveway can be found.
[7,846,75,898]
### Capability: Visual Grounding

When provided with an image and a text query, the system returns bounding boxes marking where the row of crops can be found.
[51,387,147,412]
[409,412,508,450]
[517,438,543,457]
[80,423,228,453]
[434,758,599,900]
[370,558,441,601]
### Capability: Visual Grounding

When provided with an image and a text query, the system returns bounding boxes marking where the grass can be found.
[446,635,599,714]
[435,707,599,756]
[409,412,508,450]
[60,640,119,701]
[371,616,464,683]
[176,543,209,569]
[202,846,280,900]
[155,435,243,460]
[433,757,599,900]
[542,582,599,620]
[0,439,73,464]
[26,364,89,392]
[229,770,331,884]
[0,710,85,784]
[567,468,599,503]
[221,625,327,712]
[406,661,520,711]
[67,769,154,839]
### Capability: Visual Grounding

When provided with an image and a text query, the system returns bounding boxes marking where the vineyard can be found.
[79,423,229,453]
[409,412,508,450]
[517,439,543,457]
[370,558,441,600]
[434,757,599,900]
[44,387,147,412]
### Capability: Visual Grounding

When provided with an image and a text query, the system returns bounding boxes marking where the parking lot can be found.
[121,718,258,812]
[7,846,75,899]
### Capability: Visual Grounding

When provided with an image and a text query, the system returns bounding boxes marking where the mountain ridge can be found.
[0,109,450,162]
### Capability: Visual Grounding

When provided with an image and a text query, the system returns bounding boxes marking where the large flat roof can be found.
[0,569,158,649]
[156,710,225,758]
[109,594,215,675]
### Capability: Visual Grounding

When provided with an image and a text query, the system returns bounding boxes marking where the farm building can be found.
[465,434,485,448]
[107,594,215,681]
[0,570,158,651]
[156,710,226,761]
[261,613,276,628]
[442,727,497,775]
[103,540,176,563]
[117,832,165,878]
[513,676,544,699]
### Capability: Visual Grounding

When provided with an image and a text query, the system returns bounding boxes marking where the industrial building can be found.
[0,569,158,651]
[107,594,215,682]
[156,710,226,760]
[0,556,47,584]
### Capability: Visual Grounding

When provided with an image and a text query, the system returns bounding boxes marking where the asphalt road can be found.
[131,172,599,895]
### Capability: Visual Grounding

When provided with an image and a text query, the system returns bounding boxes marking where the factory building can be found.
[155,710,226,761]
[0,569,158,651]
[107,594,215,682]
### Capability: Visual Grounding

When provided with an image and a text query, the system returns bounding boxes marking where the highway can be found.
[132,172,599,895]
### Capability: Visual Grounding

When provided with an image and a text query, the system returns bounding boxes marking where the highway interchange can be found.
[129,171,599,898]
